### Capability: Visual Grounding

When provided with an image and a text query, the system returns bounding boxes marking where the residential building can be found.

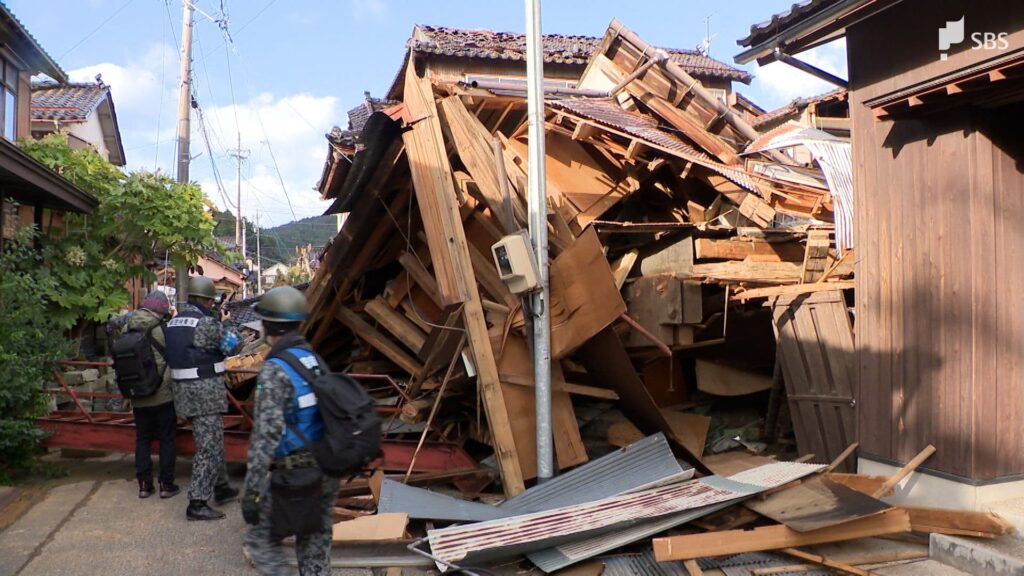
[31,79,126,166]
[262,262,290,287]
[737,0,1024,508]
[0,4,97,244]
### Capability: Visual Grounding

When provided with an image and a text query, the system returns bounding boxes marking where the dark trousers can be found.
[134,401,177,484]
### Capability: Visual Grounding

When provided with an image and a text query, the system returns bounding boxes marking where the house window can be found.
[705,88,728,104]
[0,60,18,141]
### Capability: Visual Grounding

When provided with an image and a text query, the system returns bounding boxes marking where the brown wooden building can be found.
[738,0,1024,487]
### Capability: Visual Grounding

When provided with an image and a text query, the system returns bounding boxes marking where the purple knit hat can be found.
[141,290,170,315]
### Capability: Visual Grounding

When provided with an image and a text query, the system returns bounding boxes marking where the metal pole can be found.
[174,0,195,309]
[525,0,553,481]
[255,211,262,295]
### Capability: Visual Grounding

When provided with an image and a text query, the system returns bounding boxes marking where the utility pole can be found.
[174,0,195,309]
[229,141,249,298]
[255,211,262,295]
[525,0,553,482]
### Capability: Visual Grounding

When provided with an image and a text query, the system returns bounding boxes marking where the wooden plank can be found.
[652,508,912,561]
[607,410,709,458]
[683,559,704,576]
[640,236,693,276]
[549,227,627,358]
[873,445,936,498]
[780,548,879,576]
[902,506,1012,538]
[825,473,892,497]
[738,193,777,228]
[735,281,855,302]
[496,334,588,479]
[336,306,424,376]
[743,475,892,532]
[402,57,472,307]
[398,252,443,310]
[696,360,773,396]
[624,276,679,348]
[499,372,619,400]
[331,513,408,543]
[610,249,639,290]
[802,230,832,282]
[691,261,803,284]
[438,96,522,231]
[365,297,427,354]
[695,238,804,261]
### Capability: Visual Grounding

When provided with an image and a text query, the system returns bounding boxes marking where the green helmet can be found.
[255,286,309,323]
[187,275,217,300]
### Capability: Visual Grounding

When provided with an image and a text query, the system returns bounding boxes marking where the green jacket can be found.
[126,308,174,408]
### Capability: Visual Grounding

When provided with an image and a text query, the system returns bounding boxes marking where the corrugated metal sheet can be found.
[500,432,692,513]
[601,549,687,576]
[548,98,770,197]
[379,433,690,523]
[378,479,508,523]
[746,126,853,252]
[698,552,831,576]
[427,462,825,570]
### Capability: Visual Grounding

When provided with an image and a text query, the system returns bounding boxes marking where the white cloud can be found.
[69,49,342,228]
[752,38,848,107]
[197,92,340,226]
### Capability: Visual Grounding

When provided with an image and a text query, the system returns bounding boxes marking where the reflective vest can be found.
[162,307,226,381]
[268,347,325,458]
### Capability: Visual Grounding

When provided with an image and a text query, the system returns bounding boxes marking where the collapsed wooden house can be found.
[303,20,855,498]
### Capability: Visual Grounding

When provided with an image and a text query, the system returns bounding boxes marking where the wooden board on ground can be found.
[703,451,777,477]
[695,360,773,396]
[607,410,710,458]
[652,508,912,561]
[549,227,627,358]
[744,475,893,533]
[825,473,893,497]
[771,290,857,470]
[496,334,588,479]
[332,513,409,543]
[902,506,1013,538]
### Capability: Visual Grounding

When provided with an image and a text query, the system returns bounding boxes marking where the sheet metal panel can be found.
[378,479,508,523]
[601,549,687,576]
[500,432,692,513]
[427,462,824,570]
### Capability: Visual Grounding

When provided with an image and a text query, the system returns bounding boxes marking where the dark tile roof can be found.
[738,0,846,48]
[751,88,847,129]
[412,25,751,82]
[31,82,108,122]
[327,92,398,149]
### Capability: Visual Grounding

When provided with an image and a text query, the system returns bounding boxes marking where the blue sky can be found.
[8,0,847,227]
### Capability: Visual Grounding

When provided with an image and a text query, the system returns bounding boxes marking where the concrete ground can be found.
[0,453,386,576]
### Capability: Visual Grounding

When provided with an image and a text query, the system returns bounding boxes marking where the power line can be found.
[58,0,137,59]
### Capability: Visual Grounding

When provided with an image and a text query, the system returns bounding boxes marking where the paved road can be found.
[0,454,378,576]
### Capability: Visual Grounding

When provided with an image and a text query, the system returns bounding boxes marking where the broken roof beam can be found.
[401,56,525,496]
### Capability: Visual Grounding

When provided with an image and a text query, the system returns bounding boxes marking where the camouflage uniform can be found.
[243,361,339,576]
[172,302,240,502]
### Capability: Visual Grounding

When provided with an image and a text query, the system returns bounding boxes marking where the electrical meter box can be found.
[491,230,540,294]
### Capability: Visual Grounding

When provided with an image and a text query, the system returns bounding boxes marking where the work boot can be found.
[213,484,239,505]
[159,482,181,499]
[186,500,226,521]
[138,479,154,499]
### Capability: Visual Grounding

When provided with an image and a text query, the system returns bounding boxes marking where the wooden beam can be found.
[780,548,879,576]
[652,508,912,561]
[439,96,522,232]
[402,57,472,307]
[733,281,855,301]
[902,506,1012,538]
[364,297,427,354]
[499,372,620,400]
[335,306,424,376]
[695,238,804,261]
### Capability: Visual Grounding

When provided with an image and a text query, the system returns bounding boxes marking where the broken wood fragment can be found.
[872,445,936,498]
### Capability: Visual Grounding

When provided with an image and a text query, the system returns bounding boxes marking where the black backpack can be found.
[111,327,165,398]
[271,346,382,478]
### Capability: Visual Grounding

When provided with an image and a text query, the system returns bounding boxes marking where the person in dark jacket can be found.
[164,276,242,521]
[127,291,180,499]
[241,286,339,575]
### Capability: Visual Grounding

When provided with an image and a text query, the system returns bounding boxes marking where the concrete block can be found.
[931,533,1024,576]
[80,369,99,382]
[60,371,85,386]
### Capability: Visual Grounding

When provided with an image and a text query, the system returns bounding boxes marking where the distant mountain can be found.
[212,209,338,267]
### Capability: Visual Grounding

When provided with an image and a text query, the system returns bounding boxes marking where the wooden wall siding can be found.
[848,0,1024,480]
[771,291,857,472]
[426,58,581,85]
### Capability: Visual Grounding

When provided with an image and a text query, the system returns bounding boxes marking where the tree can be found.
[0,229,70,481]
[21,135,217,327]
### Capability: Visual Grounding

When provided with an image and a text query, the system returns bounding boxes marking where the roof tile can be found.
[31,82,108,122]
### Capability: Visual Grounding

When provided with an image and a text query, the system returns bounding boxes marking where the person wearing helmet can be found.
[240,286,338,575]
[163,275,243,521]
